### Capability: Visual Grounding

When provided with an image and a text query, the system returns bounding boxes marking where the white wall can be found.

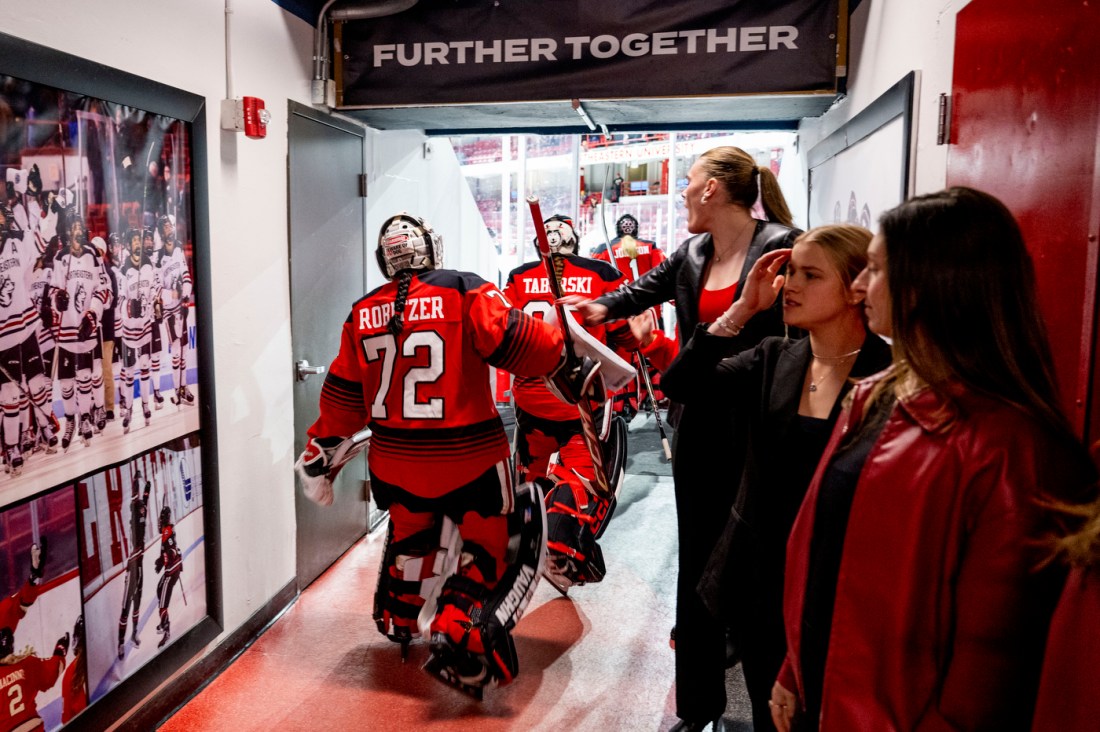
[799,0,973,197]
[0,0,311,655]
[364,131,498,290]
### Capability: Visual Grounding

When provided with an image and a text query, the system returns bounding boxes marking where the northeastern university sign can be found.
[336,0,841,107]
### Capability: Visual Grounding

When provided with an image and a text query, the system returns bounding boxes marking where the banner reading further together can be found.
[337,0,840,107]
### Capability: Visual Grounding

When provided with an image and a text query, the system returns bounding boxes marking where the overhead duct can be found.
[312,0,419,106]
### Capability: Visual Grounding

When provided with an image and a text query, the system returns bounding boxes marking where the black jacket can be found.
[594,220,799,721]
[662,327,894,621]
[594,221,799,427]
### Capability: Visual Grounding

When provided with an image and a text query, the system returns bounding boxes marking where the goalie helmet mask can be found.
[160,505,172,530]
[615,213,639,238]
[537,214,577,255]
[376,212,442,280]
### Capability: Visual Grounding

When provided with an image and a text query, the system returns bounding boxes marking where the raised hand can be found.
[737,248,791,316]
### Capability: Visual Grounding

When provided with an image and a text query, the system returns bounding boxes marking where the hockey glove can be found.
[153,298,163,323]
[155,555,164,573]
[55,288,70,312]
[544,353,606,405]
[54,632,70,659]
[77,311,98,339]
[128,297,143,319]
[38,291,53,326]
[29,538,47,586]
[294,435,346,507]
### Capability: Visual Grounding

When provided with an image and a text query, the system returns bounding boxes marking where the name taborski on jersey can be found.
[522,276,592,295]
[358,295,445,331]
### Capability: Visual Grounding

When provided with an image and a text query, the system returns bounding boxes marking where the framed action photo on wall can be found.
[0,31,220,731]
[807,71,920,230]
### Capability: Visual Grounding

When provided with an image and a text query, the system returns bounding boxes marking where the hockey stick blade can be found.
[527,195,613,500]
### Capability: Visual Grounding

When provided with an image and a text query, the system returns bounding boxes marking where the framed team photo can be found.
[0,31,221,730]
[1,67,201,501]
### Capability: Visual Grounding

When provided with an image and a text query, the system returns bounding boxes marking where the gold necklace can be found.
[714,217,755,262]
[808,349,860,392]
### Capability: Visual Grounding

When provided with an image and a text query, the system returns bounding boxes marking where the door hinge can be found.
[937,93,952,145]
[358,173,369,197]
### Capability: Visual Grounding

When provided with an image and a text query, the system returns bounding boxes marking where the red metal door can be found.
[947,0,1100,440]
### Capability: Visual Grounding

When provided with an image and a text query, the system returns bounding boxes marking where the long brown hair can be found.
[880,187,1071,438]
[697,146,794,227]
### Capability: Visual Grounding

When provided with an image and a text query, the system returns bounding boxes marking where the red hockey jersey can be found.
[592,237,666,283]
[503,254,635,421]
[0,653,62,731]
[309,269,564,495]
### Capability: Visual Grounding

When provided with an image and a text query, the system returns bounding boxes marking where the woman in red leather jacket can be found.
[769,187,1095,732]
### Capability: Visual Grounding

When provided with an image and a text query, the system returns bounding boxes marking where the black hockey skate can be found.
[171,386,195,406]
[80,414,93,443]
[122,403,133,434]
[5,446,22,477]
[117,642,124,660]
[157,626,170,648]
[153,389,164,410]
[61,418,76,451]
[424,633,491,701]
[131,628,141,647]
[95,406,106,432]
[142,401,152,425]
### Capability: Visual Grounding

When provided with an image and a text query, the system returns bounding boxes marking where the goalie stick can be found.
[526,195,613,500]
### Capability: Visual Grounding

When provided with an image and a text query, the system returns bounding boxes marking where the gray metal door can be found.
[289,103,370,589]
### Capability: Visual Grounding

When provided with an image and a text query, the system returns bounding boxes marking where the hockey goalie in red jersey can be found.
[503,214,637,592]
[296,212,595,698]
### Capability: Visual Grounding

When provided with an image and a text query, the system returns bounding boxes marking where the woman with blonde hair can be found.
[662,224,891,730]
[565,145,798,729]
[770,188,1095,731]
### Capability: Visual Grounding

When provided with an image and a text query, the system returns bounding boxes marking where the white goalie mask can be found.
[376,212,443,280]
[542,214,577,255]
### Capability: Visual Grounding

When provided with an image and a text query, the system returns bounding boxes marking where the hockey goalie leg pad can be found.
[373,518,451,646]
[423,480,547,695]
[543,466,610,588]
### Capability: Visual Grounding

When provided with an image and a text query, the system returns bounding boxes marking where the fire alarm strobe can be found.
[220,96,271,139]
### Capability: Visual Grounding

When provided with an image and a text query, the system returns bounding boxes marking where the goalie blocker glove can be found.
[543,352,606,406]
[294,435,345,507]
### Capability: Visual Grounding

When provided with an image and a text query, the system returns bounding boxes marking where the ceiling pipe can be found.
[571,99,598,132]
[312,0,419,106]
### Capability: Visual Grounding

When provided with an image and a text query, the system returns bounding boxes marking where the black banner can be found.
[337,0,840,107]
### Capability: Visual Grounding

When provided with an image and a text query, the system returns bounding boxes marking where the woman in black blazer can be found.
[661,225,892,731]
[568,146,798,730]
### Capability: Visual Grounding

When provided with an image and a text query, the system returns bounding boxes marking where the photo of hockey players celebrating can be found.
[0,491,85,732]
[76,438,205,704]
[295,212,605,699]
[1,74,203,499]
